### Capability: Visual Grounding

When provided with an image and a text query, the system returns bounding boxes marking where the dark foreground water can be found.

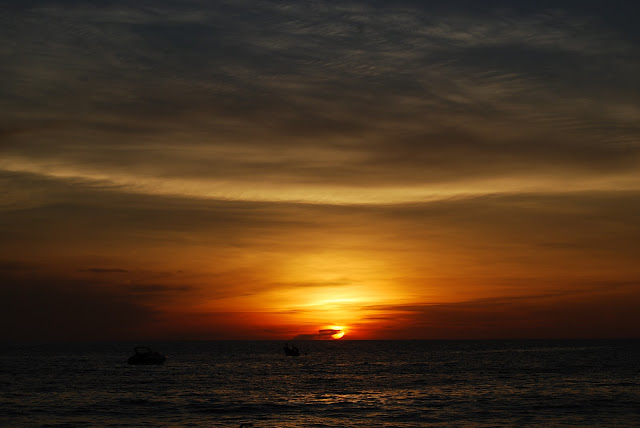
[1,340,639,427]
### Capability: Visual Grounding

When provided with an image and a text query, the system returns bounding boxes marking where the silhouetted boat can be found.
[283,344,300,356]
[127,347,166,365]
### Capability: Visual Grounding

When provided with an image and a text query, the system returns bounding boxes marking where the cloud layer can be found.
[2,0,639,204]
[1,1,639,340]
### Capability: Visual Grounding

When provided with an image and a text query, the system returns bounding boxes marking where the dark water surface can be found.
[1,340,639,427]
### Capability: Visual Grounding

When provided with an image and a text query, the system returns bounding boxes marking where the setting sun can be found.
[328,325,346,339]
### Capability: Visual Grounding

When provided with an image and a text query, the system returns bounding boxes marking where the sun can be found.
[329,325,346,339]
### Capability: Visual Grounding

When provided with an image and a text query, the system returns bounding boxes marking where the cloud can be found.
[126,284,193,294]
[358,285,640,339]
[318,328,342,338]
[0,265,203,342]
[0,275,163,342]
[2,1,639,205]
[293,328,343,340]
[0,260,39,273]
[79,268,128,273]
[2,1,640,340]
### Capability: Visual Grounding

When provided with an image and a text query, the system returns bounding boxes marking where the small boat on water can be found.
[127,347,166,365]
[283,344,300,356]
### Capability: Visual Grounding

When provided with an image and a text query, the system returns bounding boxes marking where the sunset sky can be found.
[2,0,639,341]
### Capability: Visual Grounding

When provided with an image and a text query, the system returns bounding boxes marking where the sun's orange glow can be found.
[332,331,345,339]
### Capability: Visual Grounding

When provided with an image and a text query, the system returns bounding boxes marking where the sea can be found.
[1,340,639,427]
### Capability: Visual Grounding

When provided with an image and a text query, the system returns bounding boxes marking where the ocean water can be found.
[1,340,639,427]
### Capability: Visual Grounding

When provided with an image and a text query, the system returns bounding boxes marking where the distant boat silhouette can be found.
[127,347,166,365]
[283,343,300,356]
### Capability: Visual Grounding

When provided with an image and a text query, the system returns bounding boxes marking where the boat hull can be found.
[128,354,166,365]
